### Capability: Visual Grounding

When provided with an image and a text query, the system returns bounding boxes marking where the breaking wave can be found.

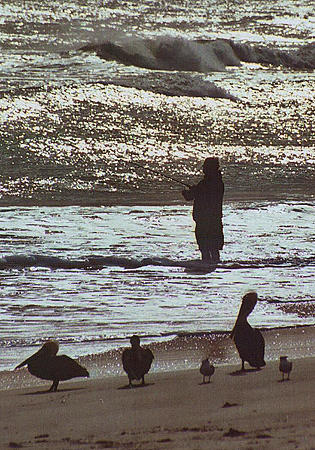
[0,254,314,271]
[79,35,315,72]
[230,40,315,70]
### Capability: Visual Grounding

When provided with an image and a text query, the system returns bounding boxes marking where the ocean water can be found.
[0,201,314,374]
[0,0,314,376]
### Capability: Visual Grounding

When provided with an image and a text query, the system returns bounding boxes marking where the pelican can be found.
[230,292,266,371]
[15,340,89,392]
[200,358,215,383]
[279,356,293,381]
[122,335,154,387]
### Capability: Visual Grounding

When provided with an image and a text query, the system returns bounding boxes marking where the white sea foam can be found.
[81,35,315,72]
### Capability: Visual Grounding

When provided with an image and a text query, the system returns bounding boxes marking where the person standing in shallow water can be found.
[182,157,224,262]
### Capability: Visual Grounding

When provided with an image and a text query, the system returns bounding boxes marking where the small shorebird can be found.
[230,292,266,371]
[279,356,293,381]
[200,358,215,383]
[122,335,154,387]
[15,340,89,392]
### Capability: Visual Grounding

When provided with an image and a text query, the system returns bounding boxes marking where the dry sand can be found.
[0,354,314,449]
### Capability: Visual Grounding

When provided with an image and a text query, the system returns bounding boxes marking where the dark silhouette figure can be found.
[279,356,293,381]
[182,157,224,262]
[230,292,266,371]
[122,335,154,387]
[15,340,89,392]
[200,358,215,383]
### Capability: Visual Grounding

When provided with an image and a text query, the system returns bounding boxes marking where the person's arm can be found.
[182,185,196,201]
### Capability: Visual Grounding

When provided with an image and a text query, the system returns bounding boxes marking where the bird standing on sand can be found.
[15,340,89,392]
[279,356,293,381]
[200,358,215,383]
[122,335,154,387]
[230,292,266,371]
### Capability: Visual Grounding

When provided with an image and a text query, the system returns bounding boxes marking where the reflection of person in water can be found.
[182,157,224,262]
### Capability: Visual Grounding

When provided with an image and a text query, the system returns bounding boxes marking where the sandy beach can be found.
[1,327,314,450]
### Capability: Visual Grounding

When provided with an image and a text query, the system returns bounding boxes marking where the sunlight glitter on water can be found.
[0,201,314,371]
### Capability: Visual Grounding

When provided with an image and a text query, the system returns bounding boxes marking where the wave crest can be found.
[80,35,315,72]
[1,254,314,271]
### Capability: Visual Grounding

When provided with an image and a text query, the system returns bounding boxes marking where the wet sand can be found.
[0,326,314,449]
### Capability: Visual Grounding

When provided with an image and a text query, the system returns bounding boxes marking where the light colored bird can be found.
[200,358,215,383]
[122,335,154,387]
[279,356,293,381]
[230,292,266,371]
[15,340,89,392]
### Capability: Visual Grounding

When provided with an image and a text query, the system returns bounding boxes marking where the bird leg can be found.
[48,380,59,392]
[241,360,245,371]
[128,377,133,388]
[141,376,145,385]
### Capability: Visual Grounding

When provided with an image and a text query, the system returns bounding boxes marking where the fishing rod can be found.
[129,160,191,188]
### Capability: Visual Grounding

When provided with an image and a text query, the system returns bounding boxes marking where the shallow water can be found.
[0,201,314,371]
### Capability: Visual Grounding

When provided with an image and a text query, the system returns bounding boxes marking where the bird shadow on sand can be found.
[229,368,262,376]
[118,382,155,390]
[198,381,213,385]
[20,387,86,396]
[277,379,291,383]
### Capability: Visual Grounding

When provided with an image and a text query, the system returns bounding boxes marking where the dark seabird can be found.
[279,356,293,381]
[15,340,89,392]
[122,335,154,387]
[230,292,266,371]
[200,358,215,383]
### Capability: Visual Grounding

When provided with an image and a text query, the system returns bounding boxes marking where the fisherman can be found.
[182,157,224,262]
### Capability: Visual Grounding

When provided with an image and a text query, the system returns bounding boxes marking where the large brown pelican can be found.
[122,335,154,387]
[15,340,89,392]
[230,292,266,371]
[279,356,293,381]
[200,358,215,383]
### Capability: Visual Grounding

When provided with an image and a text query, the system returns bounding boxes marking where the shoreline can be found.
[1,325,314,391]
[0,356,314,449]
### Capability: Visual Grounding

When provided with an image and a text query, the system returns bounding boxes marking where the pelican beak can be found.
[15,350,40,370]
[230,314,242,339]
[15,357,31,370]
[230,301,251,338]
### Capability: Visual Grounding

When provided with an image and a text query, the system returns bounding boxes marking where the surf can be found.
[79,35,315,72]
[0,254,314,271]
